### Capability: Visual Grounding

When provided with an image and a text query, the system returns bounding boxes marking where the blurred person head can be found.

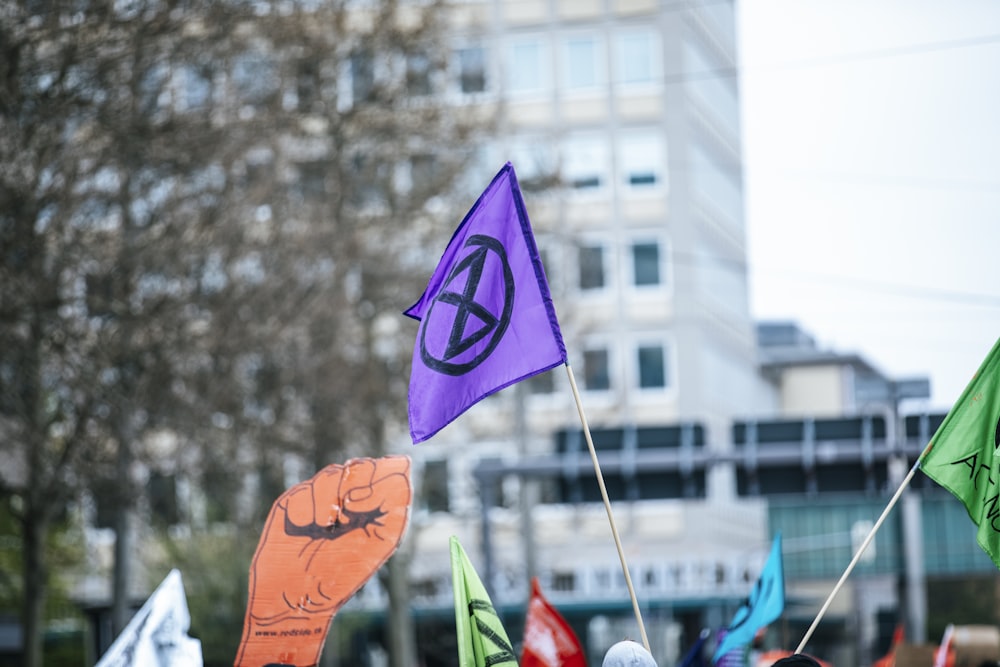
[602,639,658,667]
[770,654,822,667]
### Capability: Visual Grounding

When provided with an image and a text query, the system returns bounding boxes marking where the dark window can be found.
[578,245,604,290]
[297,161,327,200]
[583,348,610,391]
[552,572,576,592]
[456,46,486,93]
[351,50,374,103]
[629,171,657,186]
[632,241,660,286]
[637,344,665,388]
[297,60,320,112]
[421,460,449,513]
[148,472,179,527]
[407,53,432,96]
[527,369,555,394]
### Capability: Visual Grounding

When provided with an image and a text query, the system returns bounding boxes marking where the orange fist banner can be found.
[234,456,412,667]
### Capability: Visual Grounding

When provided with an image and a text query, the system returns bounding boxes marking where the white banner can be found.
[96,569,203,667]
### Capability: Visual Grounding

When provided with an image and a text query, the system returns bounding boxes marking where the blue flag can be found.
[680,629,711,667]
[712,534,785,664]
[405,162,567,443]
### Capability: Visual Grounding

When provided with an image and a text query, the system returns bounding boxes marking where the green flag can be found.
[450,536,518,667]
[920,337,1000,569]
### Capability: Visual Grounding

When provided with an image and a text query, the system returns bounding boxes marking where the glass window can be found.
[619,131,664,189]
[563,34,602,90]
[583,347,611,391]
[350,50,374,103]
[456,45,487,94]
[296,60,320,112]
[563,135,609,191]
[297,161,327,200]
[578,244,605,290]
[148,471,179,527]
[407,53,432,96]
[507,37,547,94]
[527,369,555,394]
[632,241,660,286]
[421,460,449,513]
[637,344,666,389]
[508,138,558,191]
[615,29,658,85]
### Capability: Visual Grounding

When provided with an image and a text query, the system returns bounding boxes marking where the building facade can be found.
[385,1,783,665]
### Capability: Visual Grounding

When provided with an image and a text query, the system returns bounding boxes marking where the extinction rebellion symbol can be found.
[419,234,515,376]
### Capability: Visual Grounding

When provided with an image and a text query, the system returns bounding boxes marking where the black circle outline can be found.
[419,234,515,376]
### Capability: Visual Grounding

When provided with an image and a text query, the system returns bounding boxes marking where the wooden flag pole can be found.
[795,456,924,653]
[564,363,651,652]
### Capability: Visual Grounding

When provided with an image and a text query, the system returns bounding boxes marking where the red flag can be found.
[521,578,586,667]
[872,623,904,667]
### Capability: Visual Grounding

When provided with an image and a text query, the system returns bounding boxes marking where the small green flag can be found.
[920,337,1000,569]
[450,536,518,667]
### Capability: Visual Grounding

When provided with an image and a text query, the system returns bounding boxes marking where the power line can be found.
[668,250,1000,308]
[746,31,1000,72]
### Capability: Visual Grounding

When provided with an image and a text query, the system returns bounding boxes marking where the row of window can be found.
[508,130,666,195]
[140,23,671,119]
[528,338,673,395]
[283,128,667,207]
[340,25,662,108]
[498,27,661,96]
[573,237,668,291]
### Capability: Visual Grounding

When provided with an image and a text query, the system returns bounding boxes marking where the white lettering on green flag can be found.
[450,536,518,667]
[920,337,1000,569]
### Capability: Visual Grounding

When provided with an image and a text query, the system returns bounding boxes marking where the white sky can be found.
[737,0,1000,412]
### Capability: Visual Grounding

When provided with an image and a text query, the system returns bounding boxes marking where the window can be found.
[637,344,666,389]
[527,369,555,394]
[455,45,487,94]
[296,161,327,200]
[297,60,320,112]
[583,347,611,391]
[615,29,659,85]
[619,131,665,189]
[552,572,576,592]
[507,36,548,95]
[578,244,605,290]
[421,460,449,512]
[508,138,558,191]
[148,471,179,526]
[406,53,432,96]
[631,240,660,286]
[562,135,609,191]
[563,34,603,91]
[350,50,374,103]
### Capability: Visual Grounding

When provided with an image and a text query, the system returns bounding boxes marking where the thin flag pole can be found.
[564,363,650,652]
[795,454,925,654]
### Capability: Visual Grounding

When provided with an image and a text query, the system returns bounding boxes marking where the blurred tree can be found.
[0,2,492,667]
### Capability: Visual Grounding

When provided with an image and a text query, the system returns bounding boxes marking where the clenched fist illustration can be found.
[234,455,412,667]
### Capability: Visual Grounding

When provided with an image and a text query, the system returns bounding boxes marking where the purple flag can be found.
[405,162,567,443]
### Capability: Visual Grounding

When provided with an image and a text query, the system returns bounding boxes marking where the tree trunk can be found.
[386,552,417,667]
[21,510,48,667]
[111,414,134,636]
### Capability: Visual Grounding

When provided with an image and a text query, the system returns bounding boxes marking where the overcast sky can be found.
[737,0,1000,412]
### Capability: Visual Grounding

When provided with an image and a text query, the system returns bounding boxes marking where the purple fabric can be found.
[405,162,567,443]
